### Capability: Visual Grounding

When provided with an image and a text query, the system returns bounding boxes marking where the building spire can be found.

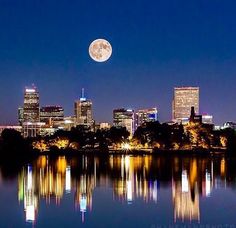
[80,88,86,101]
[81,88,85,99]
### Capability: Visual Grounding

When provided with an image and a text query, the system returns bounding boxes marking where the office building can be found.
[74,89,93,128]
[172,87,199,122]
[18,107,24,125]
[53,116,76,131]
[113,108,134,136]
[135,108,158,128]
[202,114,213,124]
[40,106,64,125]
[23,86,40,122]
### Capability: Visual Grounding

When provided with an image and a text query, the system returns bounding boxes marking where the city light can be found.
[121,143,131,150]
[182,170,189,193]
[65,166,71,193]
[25,89,36,93]
[1,1,236,227]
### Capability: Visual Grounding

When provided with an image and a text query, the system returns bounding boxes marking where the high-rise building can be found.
[172,87,199,122]
[40,106,64,125]
[74,89,93,128]
[23,86,40,122]
[113,108,134,136]
[135,108,158,129]
[18,107,24,125]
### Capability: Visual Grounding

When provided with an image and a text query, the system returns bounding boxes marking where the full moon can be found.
[89,39,112,62]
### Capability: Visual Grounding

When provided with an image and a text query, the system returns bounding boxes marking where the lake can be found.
[0,154,236,227]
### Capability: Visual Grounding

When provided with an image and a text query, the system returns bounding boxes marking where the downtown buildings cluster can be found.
[15,85,159,137]
[2,85,233,138]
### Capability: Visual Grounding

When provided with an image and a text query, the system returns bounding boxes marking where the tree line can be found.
[0,121,236,155]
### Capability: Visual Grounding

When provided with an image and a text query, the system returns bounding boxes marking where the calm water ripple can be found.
[0,154,236,227]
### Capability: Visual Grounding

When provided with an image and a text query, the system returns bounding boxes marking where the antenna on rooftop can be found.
[81,88,85,99]
[80,88,86,101]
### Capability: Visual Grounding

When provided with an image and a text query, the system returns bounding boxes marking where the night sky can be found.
[0,0,236,125]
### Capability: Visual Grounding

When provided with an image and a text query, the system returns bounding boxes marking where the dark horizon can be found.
[0,0,236,125]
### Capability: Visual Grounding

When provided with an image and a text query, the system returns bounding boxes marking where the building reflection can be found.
[111,155,158,203]
[18,165,38,223]
[17,154,231,225]
[172,169,200,222]
[74,173,95,222]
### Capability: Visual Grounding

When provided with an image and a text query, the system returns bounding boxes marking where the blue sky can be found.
[0,0,236,124]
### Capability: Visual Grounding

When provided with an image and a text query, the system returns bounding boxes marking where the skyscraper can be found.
[18,107,24,125]
[74,89,93,128]
[23,86,40,122]
[135,108,158,129]
[113,108,134,136]
[172,87,199,122]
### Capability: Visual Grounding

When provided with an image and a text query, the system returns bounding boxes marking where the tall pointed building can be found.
[74,89,93,128]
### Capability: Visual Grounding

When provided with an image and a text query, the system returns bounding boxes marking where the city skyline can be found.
[0,1,236,125]
[1,1,236,227]
[2,84,230,126]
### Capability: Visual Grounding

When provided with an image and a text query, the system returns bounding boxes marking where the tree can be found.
[133,121,186,149]
[1,129,26,152]
[108,127,129,144]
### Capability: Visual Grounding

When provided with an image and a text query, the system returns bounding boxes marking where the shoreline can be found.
[36,147,228,156]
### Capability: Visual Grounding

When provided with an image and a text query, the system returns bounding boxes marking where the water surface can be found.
[0,154,236,227]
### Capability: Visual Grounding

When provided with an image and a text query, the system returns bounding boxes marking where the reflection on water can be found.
[4,154,235,225]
